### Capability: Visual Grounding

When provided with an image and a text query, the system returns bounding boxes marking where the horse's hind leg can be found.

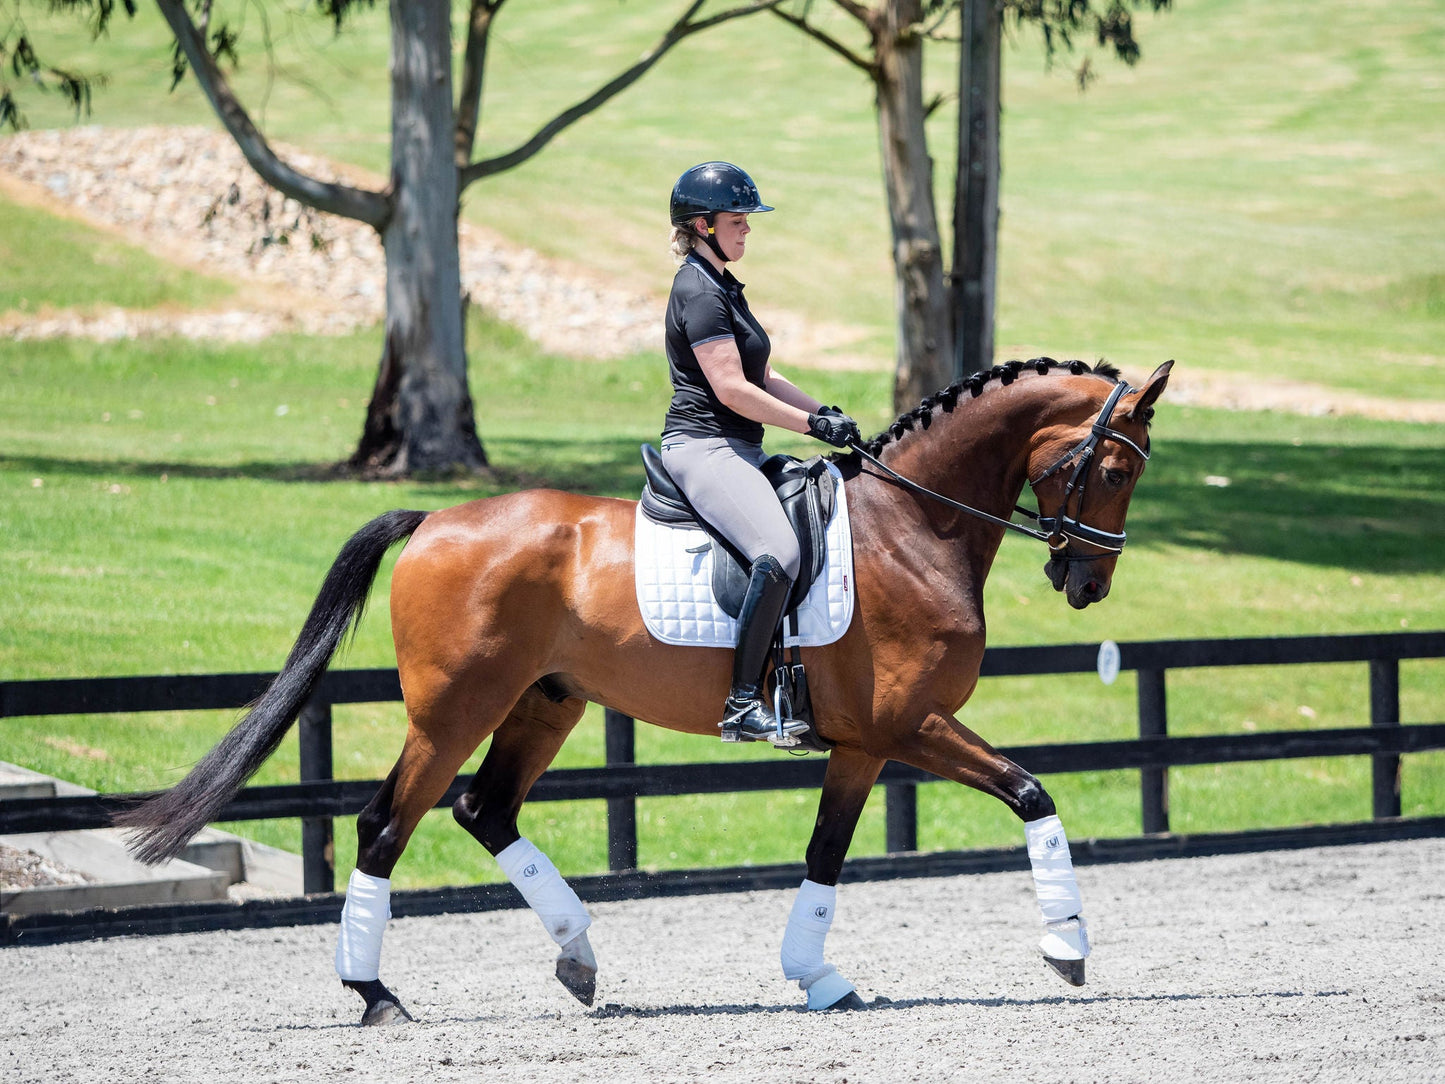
[336,682,532,1025]
[335,764,411,1025]
[450,689,597,1005]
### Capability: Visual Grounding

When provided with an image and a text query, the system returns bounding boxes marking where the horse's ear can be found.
[1127,360,1173,419]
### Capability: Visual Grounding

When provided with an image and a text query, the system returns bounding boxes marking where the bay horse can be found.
[118,357,1172,1024]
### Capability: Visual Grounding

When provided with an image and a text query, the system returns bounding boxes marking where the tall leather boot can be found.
[720,554,809,745]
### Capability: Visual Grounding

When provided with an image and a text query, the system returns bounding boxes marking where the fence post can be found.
[1370,658,1402,819]
[298,697,334,894]
[885,781,918,853]
[1137,668,1169,834]
[604,709,638,871]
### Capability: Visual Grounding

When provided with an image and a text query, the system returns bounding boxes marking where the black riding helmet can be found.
[670,162,773,261]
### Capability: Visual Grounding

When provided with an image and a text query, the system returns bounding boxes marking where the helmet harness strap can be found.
[695,215,730,264]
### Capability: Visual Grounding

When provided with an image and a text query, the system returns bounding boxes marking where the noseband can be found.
[1019,380,1151,561]
[851,380,1150,562]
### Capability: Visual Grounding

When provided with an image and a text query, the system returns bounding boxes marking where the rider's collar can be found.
[686,251,744,294]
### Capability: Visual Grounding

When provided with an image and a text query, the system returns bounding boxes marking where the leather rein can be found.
[849,380,1150,563]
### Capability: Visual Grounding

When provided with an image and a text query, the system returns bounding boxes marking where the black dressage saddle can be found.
[638,443,836,618]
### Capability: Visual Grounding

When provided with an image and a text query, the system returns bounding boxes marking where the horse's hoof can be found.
[803,967,860,1011]
[824,991,869,1011]
[360,998,414,1026]
[556,956,597,1006]
[345,978,415,1026]
[1044,955,1087,987]
[1039,915,1089,987]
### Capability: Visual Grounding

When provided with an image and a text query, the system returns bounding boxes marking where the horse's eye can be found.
[1103,468,1129,487]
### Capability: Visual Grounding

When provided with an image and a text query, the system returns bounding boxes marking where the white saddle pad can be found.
[634,462,855,648]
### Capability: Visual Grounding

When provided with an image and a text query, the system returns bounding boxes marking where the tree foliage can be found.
[1000,0,1172,87]
[0,0,130,129]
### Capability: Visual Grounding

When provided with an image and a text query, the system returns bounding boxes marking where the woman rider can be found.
[660,161,862,744]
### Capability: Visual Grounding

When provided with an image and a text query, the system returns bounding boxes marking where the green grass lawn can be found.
[2,0,1442,888]
[0,192,237,315]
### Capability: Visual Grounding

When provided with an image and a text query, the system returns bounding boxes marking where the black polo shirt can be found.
[662,253,771,441]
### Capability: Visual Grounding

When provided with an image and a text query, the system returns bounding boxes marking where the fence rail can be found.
[4,631,1443,901]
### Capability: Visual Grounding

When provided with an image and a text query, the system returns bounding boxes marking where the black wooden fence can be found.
[3,631,1444,935]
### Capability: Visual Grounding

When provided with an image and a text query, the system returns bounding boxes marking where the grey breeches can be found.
[659,435,801,582]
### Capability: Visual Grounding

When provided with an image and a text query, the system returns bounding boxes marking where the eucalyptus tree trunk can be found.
[952,0,1001,379]
[351,0,486,476]
[876,0,954,412]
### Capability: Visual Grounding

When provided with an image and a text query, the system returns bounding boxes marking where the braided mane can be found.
[856,357,1122,458]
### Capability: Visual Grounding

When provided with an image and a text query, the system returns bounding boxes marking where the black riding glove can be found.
[807,409,861,449]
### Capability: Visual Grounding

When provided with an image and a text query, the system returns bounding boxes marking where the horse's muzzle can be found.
[1067,575,1110,609]
[1044,556,1068,592]
[1045,556,1111,609]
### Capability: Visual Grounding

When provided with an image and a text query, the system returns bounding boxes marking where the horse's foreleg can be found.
[900,711,1090,986]
[1023,811,1089,986]
[451,692,597,1006]
[784,749,883,1011]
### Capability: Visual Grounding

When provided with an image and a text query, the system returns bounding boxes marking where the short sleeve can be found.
[677,283,734,349]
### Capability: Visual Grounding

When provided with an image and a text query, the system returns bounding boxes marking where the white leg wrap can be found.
[1025,815,1083,924]
[495,837,592,947]
[1025,815,1090,961]
[780,879,836,981]
[780,880,858,1009]
[335,869,391,982]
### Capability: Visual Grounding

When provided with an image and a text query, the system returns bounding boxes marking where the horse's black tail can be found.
[115,509,430,865]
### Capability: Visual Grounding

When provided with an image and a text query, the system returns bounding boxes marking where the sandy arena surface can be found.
[3,837,1441,1083]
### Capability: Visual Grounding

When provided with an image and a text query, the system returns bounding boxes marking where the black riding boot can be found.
[720,554,809,746]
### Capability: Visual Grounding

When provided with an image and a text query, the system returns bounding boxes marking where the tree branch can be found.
[769,3,876,76]
[461,0,780,187]
[454,0,503,168]
[828,0,875,23]
[919,1,958,38]
[154,0,389,230]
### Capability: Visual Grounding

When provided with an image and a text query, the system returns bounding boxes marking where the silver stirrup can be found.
[718,696,807,747]
[771,683,805,747]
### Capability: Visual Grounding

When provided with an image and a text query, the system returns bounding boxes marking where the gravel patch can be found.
[0,844,96,890]
[0,126,851,364]
[2,838,1441,1083]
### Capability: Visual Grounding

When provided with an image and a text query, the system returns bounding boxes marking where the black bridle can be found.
[849,380,1150,563]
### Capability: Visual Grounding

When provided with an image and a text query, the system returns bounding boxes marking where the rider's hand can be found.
[807,409,861,449]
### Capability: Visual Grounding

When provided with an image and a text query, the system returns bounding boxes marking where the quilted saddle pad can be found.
[634,462,856,648]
